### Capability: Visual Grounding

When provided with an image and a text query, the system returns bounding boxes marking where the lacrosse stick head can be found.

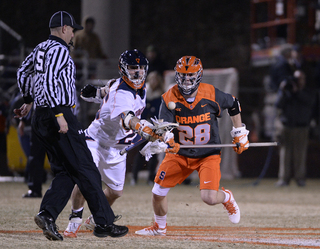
[150,117,179,135]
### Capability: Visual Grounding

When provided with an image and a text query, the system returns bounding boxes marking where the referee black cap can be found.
[49,11,83,30]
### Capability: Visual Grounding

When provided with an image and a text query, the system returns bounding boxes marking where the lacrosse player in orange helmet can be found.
[136,55,249,236]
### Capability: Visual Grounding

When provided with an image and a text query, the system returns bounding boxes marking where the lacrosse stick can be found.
[120,138,147,155]
[150,117,179,135]
[119,117,179,155]
[179,142,278,149]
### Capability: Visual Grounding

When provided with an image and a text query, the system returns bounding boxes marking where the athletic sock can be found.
[73,207,84,213]
[222,190,230,203]
[154,214,167,229]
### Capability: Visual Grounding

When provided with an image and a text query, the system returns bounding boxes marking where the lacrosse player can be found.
[135,56,249,236]
[64,49,162,237]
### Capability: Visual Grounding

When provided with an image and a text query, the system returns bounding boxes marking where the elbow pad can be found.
[228,97,241,116]
[120,111,135,130]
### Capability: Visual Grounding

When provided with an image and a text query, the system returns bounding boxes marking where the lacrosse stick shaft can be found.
[179,142,278,149]
[120,138,147,155]
[121,141,278,155]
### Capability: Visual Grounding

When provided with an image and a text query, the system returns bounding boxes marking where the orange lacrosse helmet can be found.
[174,56,203,95]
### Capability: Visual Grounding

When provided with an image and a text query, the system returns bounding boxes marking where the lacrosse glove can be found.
[140,140,168,161]
[135,120,160,142]
[230,124,249,154]
[80,79,114,103]
[80,84,102,103]
[164,132,180,154]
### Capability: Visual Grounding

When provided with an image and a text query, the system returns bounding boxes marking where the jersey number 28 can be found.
[178,124,210,145]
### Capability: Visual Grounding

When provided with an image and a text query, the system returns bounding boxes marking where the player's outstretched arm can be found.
[80,79,115,103]
[80,84,105,103]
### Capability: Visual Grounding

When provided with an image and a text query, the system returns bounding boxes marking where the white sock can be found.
[73,207,84,213]
[154,214,167,229]
[223,191,230,203]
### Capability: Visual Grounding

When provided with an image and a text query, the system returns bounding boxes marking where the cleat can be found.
[93,224,128,238]
[22,190,42,198]
[84,214,122,231]
[34,210,63,241]
[84,215,95,231]
[63,217,82,238]
[222,187,240,224]
[135,222,166,236]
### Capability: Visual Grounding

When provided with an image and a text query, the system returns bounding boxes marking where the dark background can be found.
[0,1,82,55]
[1,0,319,178]
[0,1,251,71]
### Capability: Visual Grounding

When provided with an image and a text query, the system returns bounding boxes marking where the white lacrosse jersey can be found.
[86,77,146,163]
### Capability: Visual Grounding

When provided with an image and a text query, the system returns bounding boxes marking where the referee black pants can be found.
[32,106,115,225]
[25,128,46,194]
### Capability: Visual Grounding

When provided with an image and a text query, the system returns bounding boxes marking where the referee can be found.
[14,11,128,241]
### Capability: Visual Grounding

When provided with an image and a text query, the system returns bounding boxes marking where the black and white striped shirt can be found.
[17,35,76,115]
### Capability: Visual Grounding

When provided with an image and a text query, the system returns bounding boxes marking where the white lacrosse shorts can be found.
[86,140,127,191]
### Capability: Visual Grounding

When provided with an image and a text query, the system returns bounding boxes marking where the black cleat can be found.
[23,190,42,198]
[34,210,63,241]
[93,224,129,238]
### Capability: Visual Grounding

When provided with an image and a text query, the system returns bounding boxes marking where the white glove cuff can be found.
[96,88,101,99]
[163,131,174,143]
[140,141,167,161]
[230,123,249,137]
[80,95,102,104]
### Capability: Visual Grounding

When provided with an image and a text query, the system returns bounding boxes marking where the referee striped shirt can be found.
[17,35,76,115]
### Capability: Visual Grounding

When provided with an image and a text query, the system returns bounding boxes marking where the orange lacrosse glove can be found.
[165,137,180,154]
[230,124,249,154]
[163,131,180,154]
[135,120,160,142]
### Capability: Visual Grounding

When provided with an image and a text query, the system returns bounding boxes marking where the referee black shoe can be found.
[93,224,129,238]
[34,210,63,241]
[22,190,42,198]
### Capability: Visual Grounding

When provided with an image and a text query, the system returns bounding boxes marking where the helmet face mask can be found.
[174,56,203,95]
[177,72,198,93]
[119,49,149,89]
[125,65,147,87]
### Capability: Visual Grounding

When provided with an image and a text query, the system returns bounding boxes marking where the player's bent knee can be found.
[105,188,123,199]
[152,183,170,197]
